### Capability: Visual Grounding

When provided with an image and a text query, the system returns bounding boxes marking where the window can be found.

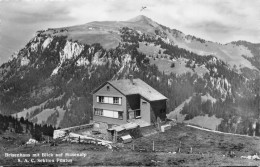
[94,108,103,116]
[97,96,121,105]
[135,110,141,118]
[97,96,104,103]
[94,108,123,120]
[113,97,119,104]
[107,86,110,91]
[118,112,123,120]
[103,110,114,117]
[142,101,147,105]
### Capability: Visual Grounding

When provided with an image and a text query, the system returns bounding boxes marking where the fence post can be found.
[153,141,155,152]
[178,141,181,153]
[113,131,117,143]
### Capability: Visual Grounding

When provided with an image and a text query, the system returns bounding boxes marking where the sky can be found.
[0,0,260,65]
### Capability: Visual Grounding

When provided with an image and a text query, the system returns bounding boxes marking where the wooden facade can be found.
[93,83,127,125]
[92,79,167,127]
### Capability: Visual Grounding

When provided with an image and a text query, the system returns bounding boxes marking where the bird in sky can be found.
[140,6,147,11]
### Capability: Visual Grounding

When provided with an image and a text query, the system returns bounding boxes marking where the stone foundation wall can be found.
[53,123,94,139]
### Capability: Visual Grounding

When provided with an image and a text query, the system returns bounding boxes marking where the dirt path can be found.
[167,96,192,121]
[186,124,259,139]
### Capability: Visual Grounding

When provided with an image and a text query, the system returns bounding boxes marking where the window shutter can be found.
[104,97,109,103]
[103,110,114,117]
[119,98,122,105]
[96,96,99,102]
[108,97,113,104]
[114,111,118,118]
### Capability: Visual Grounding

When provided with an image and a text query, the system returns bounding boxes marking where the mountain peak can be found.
[127,15,153,23]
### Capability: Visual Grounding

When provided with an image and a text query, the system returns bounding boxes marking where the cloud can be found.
[144,0,260,43]
[189,21,240,34]
[8,8,71,24]
[0,1,74,24]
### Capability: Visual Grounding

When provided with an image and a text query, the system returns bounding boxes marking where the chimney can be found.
[129,75,134,84]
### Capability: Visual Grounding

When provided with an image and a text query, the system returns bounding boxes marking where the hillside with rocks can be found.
[0,15,260,135]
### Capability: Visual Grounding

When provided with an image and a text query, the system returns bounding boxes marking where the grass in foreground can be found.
[1,124,260,166]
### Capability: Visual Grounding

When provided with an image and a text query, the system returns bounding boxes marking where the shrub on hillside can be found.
[171,63,175,68]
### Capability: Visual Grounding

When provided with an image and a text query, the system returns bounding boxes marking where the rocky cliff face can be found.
[0,30,143,128]
[209,77,232,100]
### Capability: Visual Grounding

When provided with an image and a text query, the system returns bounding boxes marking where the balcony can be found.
[128,109,141,119]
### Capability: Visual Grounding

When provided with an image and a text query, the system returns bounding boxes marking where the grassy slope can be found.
[1,124,260,166]
[185,115,222,130]
[167,95,222,130]
[150,58,194,75]
[173,35,256,70]
[167,96,192,121]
